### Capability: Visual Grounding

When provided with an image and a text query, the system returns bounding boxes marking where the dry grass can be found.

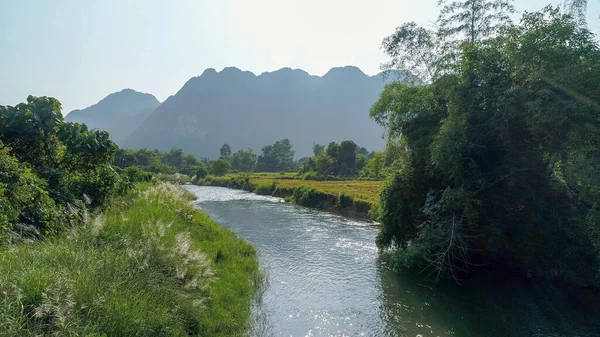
[235,173,383,204]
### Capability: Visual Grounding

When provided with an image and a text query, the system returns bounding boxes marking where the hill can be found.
[125,66,405,158]
[65,89,160,145]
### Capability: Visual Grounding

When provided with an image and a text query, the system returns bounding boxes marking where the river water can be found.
[185,185,600,337]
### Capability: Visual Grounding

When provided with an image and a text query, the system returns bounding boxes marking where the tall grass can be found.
[0,182,258,336]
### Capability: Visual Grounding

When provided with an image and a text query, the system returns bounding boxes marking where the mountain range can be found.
[65,66,406,158]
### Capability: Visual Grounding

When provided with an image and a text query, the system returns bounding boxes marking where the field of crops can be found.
[225,173,383,204]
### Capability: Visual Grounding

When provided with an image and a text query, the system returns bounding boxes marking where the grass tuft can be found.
[0,182,258,336]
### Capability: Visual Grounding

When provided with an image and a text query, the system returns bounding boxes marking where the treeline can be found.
[190,139,389,181]
[372,2,600,286]
[0,96,152,244]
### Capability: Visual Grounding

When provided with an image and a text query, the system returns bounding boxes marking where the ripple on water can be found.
[185,185,600,337]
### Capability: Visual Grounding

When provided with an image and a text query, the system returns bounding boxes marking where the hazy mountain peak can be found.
[126,65,396,158]
[65,89,160,145]
[323,66,367,78]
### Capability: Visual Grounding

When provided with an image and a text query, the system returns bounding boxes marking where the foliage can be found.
[0,183,258,336]
[0,144,61,244]
[256,139,295,172]
[374,6,600,285]
[113,148,200,175]
[231,149,258,172]
[381,0,514,82]
[360,151,386,179]
[210,158,231,176]
[313,143,325,156]
[0,96,124,241]
[195,164,208,179]
[122,166,155,183]
[220,143,232,158]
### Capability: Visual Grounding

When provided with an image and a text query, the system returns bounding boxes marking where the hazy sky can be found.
[1,0,599,114]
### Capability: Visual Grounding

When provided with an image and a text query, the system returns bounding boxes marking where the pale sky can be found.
[1,0,599,114]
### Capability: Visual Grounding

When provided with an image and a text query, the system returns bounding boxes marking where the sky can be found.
[1,0,599,114]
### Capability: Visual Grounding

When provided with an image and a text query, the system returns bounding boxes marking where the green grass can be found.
[0,182,258,336]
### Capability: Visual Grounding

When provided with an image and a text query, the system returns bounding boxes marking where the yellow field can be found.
[227,173,383,204]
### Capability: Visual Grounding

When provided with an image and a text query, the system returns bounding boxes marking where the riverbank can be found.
[0,182,259,336]
[195,173,383,221]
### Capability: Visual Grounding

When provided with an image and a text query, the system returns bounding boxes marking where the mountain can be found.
[125,66,407,158]
[65,89,160,145]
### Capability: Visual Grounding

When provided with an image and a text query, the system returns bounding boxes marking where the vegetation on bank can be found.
[0,96,130,244]
[195,173,382,219]
[0,96,259,335]
[0,182,258,336]
[372,2,600,286]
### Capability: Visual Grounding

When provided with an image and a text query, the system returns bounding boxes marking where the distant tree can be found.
[195,164,208,179]
[210,158,231,176]
[357,146,369,157]
[256,139,295,172]
[337,140,358,176]
[231,149,258,172]
[326,142,339,159]
[362,151,385,179]
[220,144,232,158]
[163,148,184,168]
[313,151,335,174]
[313,143,325,156]
[183,154,199,167]
[114,149,138,168]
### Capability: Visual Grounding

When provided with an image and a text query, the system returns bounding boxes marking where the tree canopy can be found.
[256,139,295,172]
[373,5,600,286]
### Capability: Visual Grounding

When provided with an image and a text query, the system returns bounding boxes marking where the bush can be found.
[123,166,154,183]
[195,165,208,180]
[0,147,62,243]
[210,159,231,176]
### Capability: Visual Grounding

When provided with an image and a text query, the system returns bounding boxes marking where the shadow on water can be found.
[377,257,600,337]
[185,186,600,337]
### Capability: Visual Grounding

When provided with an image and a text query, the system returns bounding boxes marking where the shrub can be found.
[123,166,154,183]
[0,147,62,243]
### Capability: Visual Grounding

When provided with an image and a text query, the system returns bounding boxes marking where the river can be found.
[185,185,600,337]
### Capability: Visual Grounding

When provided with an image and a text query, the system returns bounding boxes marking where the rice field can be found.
[225,173,383,204]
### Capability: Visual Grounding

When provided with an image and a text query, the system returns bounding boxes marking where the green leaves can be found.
[375,5,600,285]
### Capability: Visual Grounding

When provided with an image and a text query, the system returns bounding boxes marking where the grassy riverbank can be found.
[0,182,258,336]
[196,173,383,220]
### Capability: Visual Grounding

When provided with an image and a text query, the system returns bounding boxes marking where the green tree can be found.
[220,143,232,158]
[362,152,386,179]
[337,140,358,176]
[373,6,600,285]
[210,158,231,176]
[256,139,295,172]
[231,149,257,172]
[313,143,325,156]
[325,142,339,159]
[162,148,185,168]
[195,164,208,179]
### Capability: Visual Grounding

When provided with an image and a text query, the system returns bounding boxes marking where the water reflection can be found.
[185,186,600,337]
[377,257,600,337]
